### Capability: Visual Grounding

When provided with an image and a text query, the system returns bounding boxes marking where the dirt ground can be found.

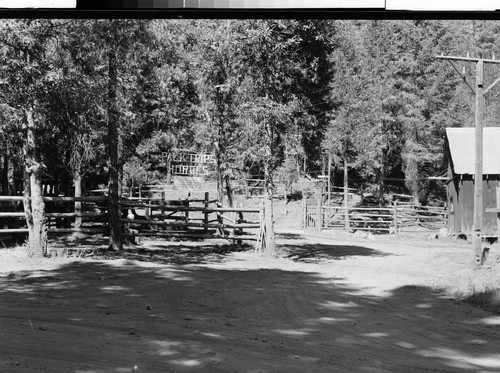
[2,220,500,372]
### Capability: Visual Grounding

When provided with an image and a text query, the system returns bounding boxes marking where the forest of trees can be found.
[2,19,500,254]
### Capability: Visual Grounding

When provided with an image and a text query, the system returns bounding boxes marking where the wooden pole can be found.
[472,59,484,265]
[204,192,209,234]
[317,195,322,232]
[327,152,332,206]
[74,168,82,229]
[437,54,500,266]
[344,155,349,231]
[393,200,398,235]
[302,198,306,230]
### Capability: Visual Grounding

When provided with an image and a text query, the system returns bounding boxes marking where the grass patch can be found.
[438,252,500,313]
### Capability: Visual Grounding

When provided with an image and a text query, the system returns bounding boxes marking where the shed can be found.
[445,127,500,237]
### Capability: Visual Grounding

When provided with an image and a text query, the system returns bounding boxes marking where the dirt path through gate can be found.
[1,230,500,372]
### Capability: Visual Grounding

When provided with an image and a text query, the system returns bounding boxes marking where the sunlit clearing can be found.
[478,316,500,326]
[419,347,500,369]
[395,341,416,349]
[155,269,193,282]
[363,332,389,338]
[115,368,136,373]
[467,355,500,368]
[4,287,35,293]
[150,341,182,357]
[172,359,202,367]
[415,303,432,309]
[100,285,129,292]
[317,317,353,324]
[320,301,359,311]
[470,339,487,345]
[273,329,313,336]
[201,332,222,338]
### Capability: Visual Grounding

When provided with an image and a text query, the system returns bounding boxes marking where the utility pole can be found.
[437,54,500,266]
[327,151,332,206]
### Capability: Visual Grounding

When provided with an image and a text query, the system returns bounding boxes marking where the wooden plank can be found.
[322,206,392,212]
[118,202,259,213]
[0,228,106,234]
[45,213,108,218]
[0,212,25,217]
[122,232,258,241]
[347,227,391,231]
[48,228,108,234]
[120,218,259,229]
[0,196,24,202]
[348,213,394,219]
[42,196,108,202]
[0,229,29,234]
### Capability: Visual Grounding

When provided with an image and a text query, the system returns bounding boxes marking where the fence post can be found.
[317,196,323,232]
[393,200,398,235]
[185,198,189,232]
[302,198,306,230]
[344,206,350,232]
[159,191,165,231]
[204,192,209,234]
[235,206,243,246]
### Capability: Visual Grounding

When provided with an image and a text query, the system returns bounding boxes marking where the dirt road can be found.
[1,231,500,372]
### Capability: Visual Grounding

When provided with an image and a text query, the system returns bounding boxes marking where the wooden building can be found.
[445,127,500,238]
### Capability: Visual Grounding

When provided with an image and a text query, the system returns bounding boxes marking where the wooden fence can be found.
[0,195,108,235]
[0,193,261,244]
[119,192,260,242]
[304,199,447,234]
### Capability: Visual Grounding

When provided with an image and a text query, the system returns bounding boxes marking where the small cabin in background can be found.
[445,127,500,238]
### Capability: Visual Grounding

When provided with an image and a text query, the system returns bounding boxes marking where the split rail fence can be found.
[0,193,261,244]
[119,192,260,242]
[0,195,108,236]
[303,199,447,234]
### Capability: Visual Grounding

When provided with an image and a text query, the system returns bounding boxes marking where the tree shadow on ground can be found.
[276,232,304,240]
[1,259,500,372]
[284,243,390,262]
[50,235,108,252]
[90,242,252,265]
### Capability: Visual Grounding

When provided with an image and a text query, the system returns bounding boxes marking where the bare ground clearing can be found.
[1,230,500,372]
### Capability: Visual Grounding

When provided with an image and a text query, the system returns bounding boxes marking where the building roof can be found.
[446,127,500,175]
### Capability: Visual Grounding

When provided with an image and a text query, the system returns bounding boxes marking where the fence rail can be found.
[0,193,261,244]
[119,193,260,243]
[304,199,447,234]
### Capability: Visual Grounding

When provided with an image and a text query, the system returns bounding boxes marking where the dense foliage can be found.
[1,19,500,209]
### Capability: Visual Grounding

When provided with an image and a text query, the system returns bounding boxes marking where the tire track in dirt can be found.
[1,233,500,372]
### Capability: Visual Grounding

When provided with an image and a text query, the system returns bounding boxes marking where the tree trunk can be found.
[1,153,7,196]
[216,150,224,204]
[7,151,15,197]
[413,189,419,207]
[30,165,47,256]
[74,166,82,229]
[166,153,172,184]
[224,174,233,208]
[327,152,332,206]
[23,169,34,248]
[264,121,276,256]
[23,108,47,257]
[3,145,19,227]
[107,39,122,251]
[378,149,386,206]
